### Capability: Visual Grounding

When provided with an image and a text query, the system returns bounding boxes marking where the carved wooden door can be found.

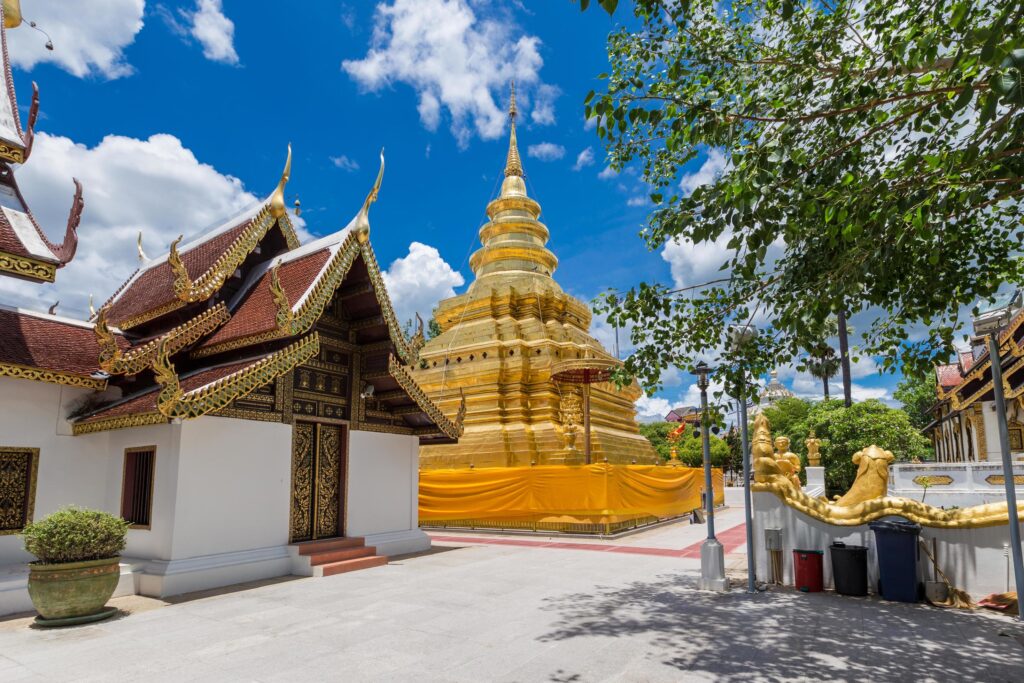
[289,422,344,542]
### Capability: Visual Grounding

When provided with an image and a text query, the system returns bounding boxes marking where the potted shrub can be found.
[22,507,129,626]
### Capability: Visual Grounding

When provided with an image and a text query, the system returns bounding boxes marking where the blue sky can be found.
[0,0,902,417]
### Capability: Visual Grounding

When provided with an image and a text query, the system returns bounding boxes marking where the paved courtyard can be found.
[1,494,1022,682]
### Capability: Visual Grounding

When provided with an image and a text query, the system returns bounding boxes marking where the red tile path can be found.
[429,523,748,559]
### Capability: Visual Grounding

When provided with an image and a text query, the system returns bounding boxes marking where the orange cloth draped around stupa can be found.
[410,84,659,468]
[419,464,724,525]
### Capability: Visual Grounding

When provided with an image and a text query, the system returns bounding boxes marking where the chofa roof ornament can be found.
[353,149,384,243]
[269,144,292,219]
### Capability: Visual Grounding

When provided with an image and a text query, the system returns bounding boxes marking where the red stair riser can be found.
[320,555,389,577]
[309,546,377,566]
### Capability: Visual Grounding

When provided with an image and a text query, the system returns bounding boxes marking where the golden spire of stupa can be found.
[504,81,523,178]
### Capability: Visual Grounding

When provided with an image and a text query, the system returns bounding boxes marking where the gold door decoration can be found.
[0,447,39,534]
[289,422,343,542]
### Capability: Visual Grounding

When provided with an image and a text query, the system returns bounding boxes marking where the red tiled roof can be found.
[76,358,261,425]
[935,363,962,389]
[104,219,253,326]
[198,248,331,351]
[0,307,125,377]
[959,351,975,373]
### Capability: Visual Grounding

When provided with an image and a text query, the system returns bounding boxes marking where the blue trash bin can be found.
[869,519,921,602]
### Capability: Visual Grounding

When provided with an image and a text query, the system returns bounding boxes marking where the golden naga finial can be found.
[353,149,385,244]
[94,305,122,371]
[504,81,523,178]
[153,337,184,417]
[88,294,96,318]
[47,301,58,315]
[3,1,22,28]
[270,263,294,331]
[409,312,426,356]
[137,232,148,262]
[834,445,895,507]
[455,388,467,435]
[270,144,292,219]
[168,235,194,301]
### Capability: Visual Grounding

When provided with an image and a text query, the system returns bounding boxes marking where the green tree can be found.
[639,421,676,460]
[428,309,443,339]
[677,432,731,468]
[759,397,811,445]
[586,0,1024,397]
[895,371,940,430]
[805,399,930,495]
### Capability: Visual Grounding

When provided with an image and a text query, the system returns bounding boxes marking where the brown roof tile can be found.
[0,307,125,377]
[199,248,331,350]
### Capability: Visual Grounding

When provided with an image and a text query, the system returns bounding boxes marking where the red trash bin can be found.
[793,549,824,592]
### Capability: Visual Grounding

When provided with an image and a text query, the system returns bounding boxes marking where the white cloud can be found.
[330,155,360,172]
[635,394,674,423]
[527,142,564,161]
[381,241,465,325]
[627,196,649,207]
[597,166,617,180]
[661,233,733,291]
[6,0,144,79]
[572,147,594,171]
[342,0,552,147]
[530,84,559,125]
[584,115,598,131]
[0,132,308,318]
[679,148,727,196]
[188,0,239,65]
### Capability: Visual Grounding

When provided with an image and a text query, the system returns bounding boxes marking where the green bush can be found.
[677,432,731,468]
[22,507,129,564]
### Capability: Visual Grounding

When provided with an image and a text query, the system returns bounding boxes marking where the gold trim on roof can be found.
[388,354,464,440]
[72,412,167,436]
[354,150,384,244]
[117,205,299,330]
[0,362,106,390]
[269,144,292,220]
[156,333,320,419]
[95,303,230,376]
[193,238,416,365]
[0,250,56,283]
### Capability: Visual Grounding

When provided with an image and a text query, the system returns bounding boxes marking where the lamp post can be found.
[695,361,729,591]
[729,324,758,593]
[987,333,1024,621]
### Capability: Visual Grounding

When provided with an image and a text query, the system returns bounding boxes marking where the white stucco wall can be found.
[346,430,429,556]
[0,378,113,565]
[753,491,1024,598]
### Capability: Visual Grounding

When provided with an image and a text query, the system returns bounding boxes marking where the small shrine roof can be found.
[0,305,125,389]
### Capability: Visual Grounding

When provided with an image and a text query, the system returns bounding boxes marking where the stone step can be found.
[308,546,377,566]
[318,555,389,577]
[292,537,365,555]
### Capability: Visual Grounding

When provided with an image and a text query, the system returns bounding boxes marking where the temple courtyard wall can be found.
[0,378,428,616]
[752,490,1023,598]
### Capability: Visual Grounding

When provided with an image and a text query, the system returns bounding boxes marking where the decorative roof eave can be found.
[0,361,107,390]
[155,332,320,419]
[388,354,465,440]
[71,411,167,436]
[0,248,55,282]
[95,302,230,376]
[937,308,1024,402]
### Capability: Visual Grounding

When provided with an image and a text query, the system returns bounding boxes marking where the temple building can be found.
[411,87,657,469]
[927,291,1024,462]
[0,3,461,616]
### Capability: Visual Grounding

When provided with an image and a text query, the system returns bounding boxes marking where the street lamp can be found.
[695,360,729,591]
[728,323,758,593]
[987,331,1024,621]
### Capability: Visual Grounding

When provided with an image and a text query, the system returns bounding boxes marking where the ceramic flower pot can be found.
[27,557,120,622]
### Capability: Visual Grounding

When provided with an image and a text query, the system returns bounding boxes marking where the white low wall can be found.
[889,462,1024,509]
[753,491,1024,598]
[347,430,430,556]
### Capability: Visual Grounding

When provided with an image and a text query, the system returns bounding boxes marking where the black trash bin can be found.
[829,542,868,596]
[869,519,921,602]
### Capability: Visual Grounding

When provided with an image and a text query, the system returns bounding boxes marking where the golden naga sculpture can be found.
[353,150,384,243]
[805,430,822,467]
[774,436,802,488]
[751,414,1024,529]
[834,444,894,507]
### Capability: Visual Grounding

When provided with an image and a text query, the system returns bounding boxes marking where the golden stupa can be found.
[413,85,659,469]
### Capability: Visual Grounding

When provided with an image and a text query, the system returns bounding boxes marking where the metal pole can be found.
[988,334,1024,621]
[738,375,754,592]
[584,384,592,465]
[699,367,716,540]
